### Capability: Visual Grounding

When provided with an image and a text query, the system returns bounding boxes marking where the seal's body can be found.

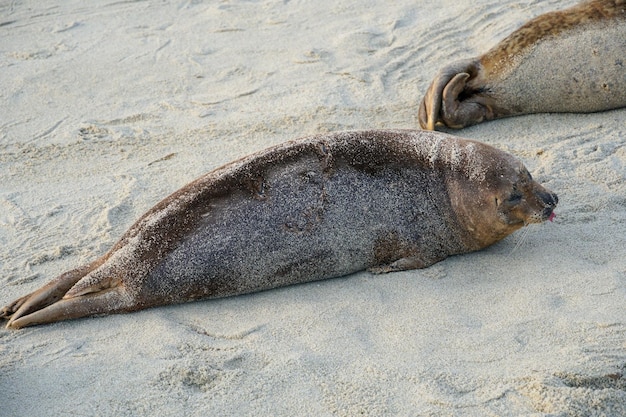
[419,0,626,130]
[2,130,557,329]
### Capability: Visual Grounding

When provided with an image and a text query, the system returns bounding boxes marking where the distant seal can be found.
[419,0,626,130]
[1,130,557,329]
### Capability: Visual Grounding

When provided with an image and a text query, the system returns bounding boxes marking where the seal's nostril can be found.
[540,191,558,207]
[550,194,558,207]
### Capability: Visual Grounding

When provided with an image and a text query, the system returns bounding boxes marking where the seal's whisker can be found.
[507,226,533,258]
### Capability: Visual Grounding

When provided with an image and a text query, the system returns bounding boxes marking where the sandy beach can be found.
[1,0,625,415]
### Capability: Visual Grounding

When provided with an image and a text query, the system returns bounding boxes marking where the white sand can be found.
[1,0,625,415]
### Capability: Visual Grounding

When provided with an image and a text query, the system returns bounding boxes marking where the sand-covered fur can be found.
[2,130,557,328]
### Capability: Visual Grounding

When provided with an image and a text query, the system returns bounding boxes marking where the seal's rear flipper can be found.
[6,286,130,329]
[418,68,453,130]
[418,59,478,130]
[1,266,94,325]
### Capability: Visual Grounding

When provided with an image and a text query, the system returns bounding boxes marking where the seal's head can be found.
[443,140,558,249]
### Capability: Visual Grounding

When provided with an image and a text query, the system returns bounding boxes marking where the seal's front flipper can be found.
[1,265,95,326]
[6,286,130,329]
[368,256,435,274]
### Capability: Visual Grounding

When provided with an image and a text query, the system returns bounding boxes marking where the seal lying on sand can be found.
[419,0,626,130]
[1,130,557,329]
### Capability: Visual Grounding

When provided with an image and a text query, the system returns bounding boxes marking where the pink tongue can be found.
[548,212,556,222]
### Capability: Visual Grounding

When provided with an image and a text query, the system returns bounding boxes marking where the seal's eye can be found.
[507,190,523,203]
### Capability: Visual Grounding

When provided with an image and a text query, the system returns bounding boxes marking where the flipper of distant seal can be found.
[1,130,557,329]
[419,0,626,130]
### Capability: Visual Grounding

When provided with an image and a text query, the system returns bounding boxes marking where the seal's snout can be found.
[539,191,558,222]
[543,206,556,222]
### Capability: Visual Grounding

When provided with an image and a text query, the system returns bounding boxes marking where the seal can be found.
[419,0,626,130]
[1,130,558,329]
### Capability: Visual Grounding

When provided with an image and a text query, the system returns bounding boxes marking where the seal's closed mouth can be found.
[540,192,558,222]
